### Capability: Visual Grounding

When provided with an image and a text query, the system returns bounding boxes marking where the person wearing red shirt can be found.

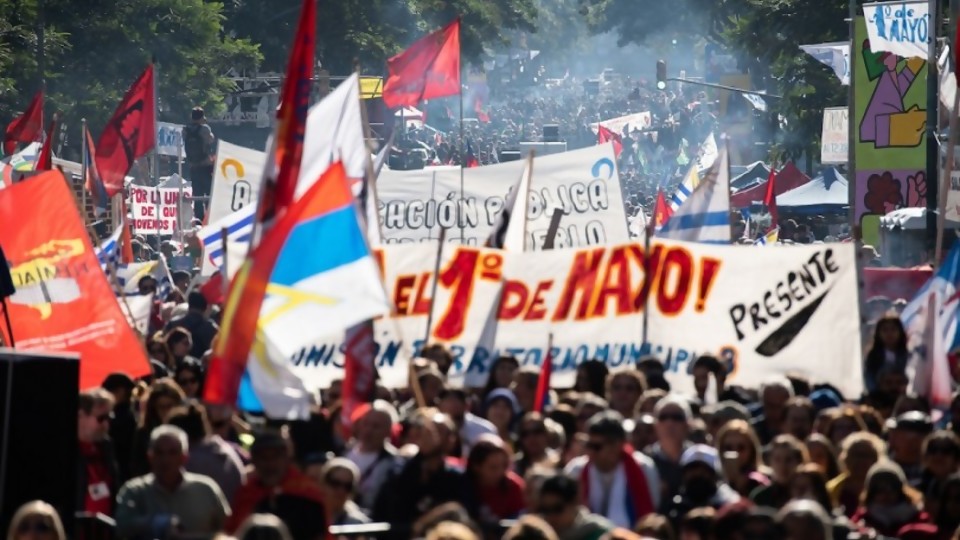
[227,431,326,540]
[465,435,526,528]
[77,388,120,517]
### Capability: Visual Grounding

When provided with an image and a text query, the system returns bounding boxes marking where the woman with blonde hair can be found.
[714,419,770,497]
[6,501,65,540]
[826,431,886,518]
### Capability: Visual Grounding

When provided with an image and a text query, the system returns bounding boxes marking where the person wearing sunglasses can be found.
[537,474,613,540]
[564,411,661,529]
[6,501,65,540]
[77,388,121,518]
[648,396,693,507]
[320,458,371,527]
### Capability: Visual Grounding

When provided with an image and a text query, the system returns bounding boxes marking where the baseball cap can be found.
[680,443,721,472]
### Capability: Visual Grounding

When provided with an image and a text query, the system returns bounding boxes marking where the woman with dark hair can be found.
[750,435,809,509]
[464,435,526,527]
[863,315,908,393]
[482,356,520,401]
[805,434,841,481]
[164,327,193,368]
[129,378,185,476]
[919,430,960,502]
[483,389,521,449]
[574,360,609,397]
[851,461,932,537]
[514,413,558,477]
[931,473,960,536]
[174,359,204,400]
[790,463,836,515]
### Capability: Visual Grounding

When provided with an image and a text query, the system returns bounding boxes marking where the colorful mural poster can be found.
[854,14,928,246]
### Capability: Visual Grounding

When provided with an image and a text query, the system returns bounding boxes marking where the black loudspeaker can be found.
[499,150,522,163]
[0,244,14,299]
[543,124,559,143]
[0,350,79,532]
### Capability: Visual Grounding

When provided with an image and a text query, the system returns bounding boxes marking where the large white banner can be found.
[589,112,653,134]
[821,107,849,164]
[377,144,630,250]
[282,240,863,398]
[129,185,193,235]
[157,122,185,158]
[863,1,929,60]
[208,140,266,225]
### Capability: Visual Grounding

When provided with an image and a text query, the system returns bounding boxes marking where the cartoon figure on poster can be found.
[859,40,925,149]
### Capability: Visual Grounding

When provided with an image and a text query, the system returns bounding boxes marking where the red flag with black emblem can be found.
[4,90,43,156]
[95,65,155,197]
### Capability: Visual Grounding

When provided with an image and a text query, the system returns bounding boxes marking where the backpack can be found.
[182,124,210,165]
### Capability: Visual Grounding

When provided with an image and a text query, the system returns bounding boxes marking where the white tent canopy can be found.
[776,167,848,214]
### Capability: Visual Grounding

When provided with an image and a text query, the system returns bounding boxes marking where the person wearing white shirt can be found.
[438,388,497,456]
[345,400,400,512]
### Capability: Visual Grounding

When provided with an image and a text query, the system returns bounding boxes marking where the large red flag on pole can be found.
[652,188,673,231]
[382,19,461,109]
[4,90,43,156]
[95,64,156,197]
[34,115,58,171]
[204,0,315,408]
[763,166,779,231]
[597,125,623,158]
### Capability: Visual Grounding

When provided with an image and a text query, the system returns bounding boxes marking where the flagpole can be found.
[80,118,88,221]
[220,226,230,299]
[152,55,161,251]
[459,55,465,243]
[936,89,959,266]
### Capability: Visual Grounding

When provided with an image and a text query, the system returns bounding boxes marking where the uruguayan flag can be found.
[658,146,731,244]
[200,205,254,275]
[95,227,123,271]
[670,133,719,212]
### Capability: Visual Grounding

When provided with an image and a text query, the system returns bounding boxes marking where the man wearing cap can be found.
[564,411,661,528]
[346,400,400,512]
[227,430,326,539]
[663,444,741,528]
[887,411,934,487]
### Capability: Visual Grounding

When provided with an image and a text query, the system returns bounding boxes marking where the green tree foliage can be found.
[588,0,849,162]
[1,0,261,156]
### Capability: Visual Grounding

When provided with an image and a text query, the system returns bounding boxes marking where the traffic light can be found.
[656,60,667,90]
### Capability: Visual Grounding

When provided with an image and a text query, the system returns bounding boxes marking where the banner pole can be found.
[423,227,447,347]
[80,118,88,222]
[459,57,466,243]
[220,226,230,299]
[937,90,960,266]
[925,0,941,259]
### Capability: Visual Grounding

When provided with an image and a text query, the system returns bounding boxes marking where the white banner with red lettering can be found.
[129,185,193,235]
[285,239,862,398]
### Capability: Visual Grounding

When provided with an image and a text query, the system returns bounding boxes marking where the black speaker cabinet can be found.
[0,349,79,532]
[499,150,522,163]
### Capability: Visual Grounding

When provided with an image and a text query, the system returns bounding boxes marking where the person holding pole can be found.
[181,107,215,221]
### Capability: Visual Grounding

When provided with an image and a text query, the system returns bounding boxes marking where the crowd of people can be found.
[0,273,948,540]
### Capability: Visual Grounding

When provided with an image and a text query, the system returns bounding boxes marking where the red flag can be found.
[83,125,110,215]
[763,166,779,230]
[342,320,377,428]
[34,115,57,171]
[120,199,135,264]
[95,64,156,197]
[466,140,479,168]
[4,90,43,156]
[533,343,553,413]
[0,171,151,387]
[383,19,461,109]
[256,0,315,231]
[653,188,673,230]
[474,95,490,123]
[199,272,225,306]
[597,125,622,158]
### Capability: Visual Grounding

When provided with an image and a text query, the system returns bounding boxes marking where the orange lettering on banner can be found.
[696,257,722,312]
[591,246,635,318]
[412,272,432,315]
[524,280,553,321]
[394,274,416,315]
[434,248,482,341]
[498,280,529,320]
[632,244,666,312]
[552,248,604,322]
[657,247,694,316]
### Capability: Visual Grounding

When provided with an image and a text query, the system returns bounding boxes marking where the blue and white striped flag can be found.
[657,145,731,244]
[199,205,254,275]
[95,226,123,271]
[669,133,719,212]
